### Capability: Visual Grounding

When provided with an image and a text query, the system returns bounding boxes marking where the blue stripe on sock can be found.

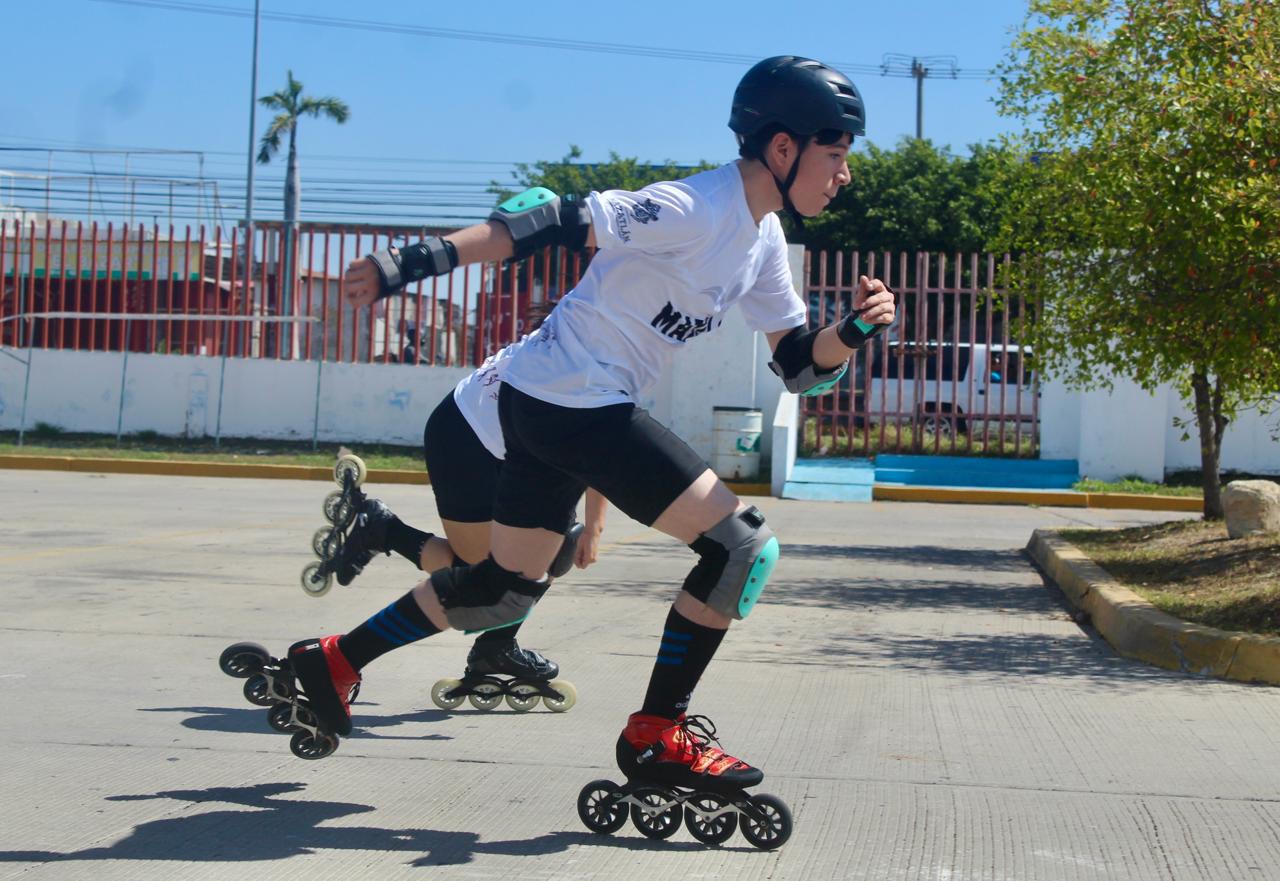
[655,653,685,665]
[662,630,693,642]
[658,641,689,655]
[366,615,406,646]
[386,606,426,640]
[372,609,415,645]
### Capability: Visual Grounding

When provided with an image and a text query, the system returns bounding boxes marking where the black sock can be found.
[639,607,727,719]
[338,590,440,670]
[473,621,523,646]
[386,517,431,568]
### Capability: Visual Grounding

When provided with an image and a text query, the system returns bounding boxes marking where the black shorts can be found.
[494,383,709,533]
[423,393,502,523]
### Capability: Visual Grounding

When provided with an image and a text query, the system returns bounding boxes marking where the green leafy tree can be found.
[798,138,1024,256]
[992,0,1280,518]
[257,70,350,355]
[493,145,715,202]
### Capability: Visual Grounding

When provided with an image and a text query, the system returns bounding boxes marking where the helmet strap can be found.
[767,135,810,229]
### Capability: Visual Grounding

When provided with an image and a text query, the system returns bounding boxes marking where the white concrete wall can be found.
[0,348,471,446]
[1040,373,1280,480]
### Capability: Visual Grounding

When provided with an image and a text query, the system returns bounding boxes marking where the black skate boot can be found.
[574,713,792,849]
[429,638,577,713]
[332,497,396,586]
[466,638,560,680]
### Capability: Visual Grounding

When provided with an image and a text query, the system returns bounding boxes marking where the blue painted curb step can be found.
[782,455,1080,502]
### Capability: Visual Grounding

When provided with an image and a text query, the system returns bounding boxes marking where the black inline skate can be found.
[430,638,577,713]
[301,454,390,597]
[218,634,360,760]
[576,712,792,849]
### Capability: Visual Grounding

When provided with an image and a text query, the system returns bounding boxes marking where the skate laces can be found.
[675,715,749,774]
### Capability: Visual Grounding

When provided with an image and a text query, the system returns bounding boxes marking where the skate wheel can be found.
[576,780,628,834]
[322,491,356,529]
[333,454,367,488]
[312,525,343,558]
[467,679,503,710]
[542,679,577,713]
[219,642,269,678]
[267,703,297,733]
[504,683,542,713]
[430,678,466,710]
[300,561,333,598]
[739,793,792,850]
[684,793,739,846]
[290,729,338,760]
[630,787,683,840]
[243,672,277,707]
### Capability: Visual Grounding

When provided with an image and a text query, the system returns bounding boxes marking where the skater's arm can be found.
[763,276,896,395]
[576,489,608,569]
[345,188,597,309]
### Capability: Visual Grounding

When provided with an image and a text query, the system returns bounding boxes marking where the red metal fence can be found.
[803,249,1038,457]
[1,219,1037,458]
[0,219,589,367]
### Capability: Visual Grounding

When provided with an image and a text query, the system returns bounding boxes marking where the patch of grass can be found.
[1062,520,1280,636]
[0,430,425,472]
[1073,476,1203,497]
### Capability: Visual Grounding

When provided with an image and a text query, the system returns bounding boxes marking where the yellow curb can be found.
[875,485,1089,507]
[1026,528,1280,686]
[1083,492,1202,512]
[0,454,772,495]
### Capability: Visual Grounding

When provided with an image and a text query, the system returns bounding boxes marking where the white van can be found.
[849,341,1037,437]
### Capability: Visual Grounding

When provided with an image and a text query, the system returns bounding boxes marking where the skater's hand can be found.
[853,275,896,326]
[575,525,602,569]
[344,253,386,309]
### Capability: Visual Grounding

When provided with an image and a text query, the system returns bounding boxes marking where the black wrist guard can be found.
[836,310,884,348]
[366,237,458,298]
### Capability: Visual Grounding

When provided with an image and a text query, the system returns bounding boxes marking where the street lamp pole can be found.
[243,0,261,347]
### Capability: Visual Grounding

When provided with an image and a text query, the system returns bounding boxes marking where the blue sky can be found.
[1,0,1034,227]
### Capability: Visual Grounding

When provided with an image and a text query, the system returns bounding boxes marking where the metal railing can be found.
[803,250,1038,458]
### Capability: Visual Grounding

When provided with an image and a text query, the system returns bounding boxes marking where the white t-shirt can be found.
[502,162,806,408]
[452,339,522,459]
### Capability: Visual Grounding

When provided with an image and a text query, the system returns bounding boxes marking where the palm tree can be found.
[257,70,350,357]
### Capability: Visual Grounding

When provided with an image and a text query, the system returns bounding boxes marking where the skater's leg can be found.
[338,582,449,670]
[437,519,491,567]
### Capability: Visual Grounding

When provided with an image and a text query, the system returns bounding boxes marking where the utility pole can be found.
[243,0,262,347]
[881,54,959,140]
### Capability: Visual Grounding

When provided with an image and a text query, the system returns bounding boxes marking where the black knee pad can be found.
[430,556,549,633]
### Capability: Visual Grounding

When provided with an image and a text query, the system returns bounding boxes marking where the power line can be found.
[85,0,998,79]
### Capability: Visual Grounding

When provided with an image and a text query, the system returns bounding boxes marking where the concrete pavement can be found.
[2,470,1277,880]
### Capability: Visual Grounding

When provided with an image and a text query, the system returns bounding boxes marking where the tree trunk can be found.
[1191,368,1224,519]
[282,127,301,358]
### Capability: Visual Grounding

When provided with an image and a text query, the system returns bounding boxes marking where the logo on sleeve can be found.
[612,201,632,243]
[650,301,719,343]
[631,198,662,224]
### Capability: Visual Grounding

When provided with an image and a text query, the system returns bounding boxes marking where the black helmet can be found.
[730,55,865,139]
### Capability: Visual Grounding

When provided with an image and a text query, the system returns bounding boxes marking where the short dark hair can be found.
[737,125,849,160]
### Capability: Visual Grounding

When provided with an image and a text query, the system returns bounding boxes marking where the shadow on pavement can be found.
[0,782,741,867]
[138,704,454,742]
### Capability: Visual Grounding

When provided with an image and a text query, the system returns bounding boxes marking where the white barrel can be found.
[711,406,763,481]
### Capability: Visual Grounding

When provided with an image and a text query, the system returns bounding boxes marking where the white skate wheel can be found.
[333,454,367,488]
[430,678,466,710]
[543,679,577,713]
[468,680,503,710]
[505,683,542,713]
[300,561,332,597]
